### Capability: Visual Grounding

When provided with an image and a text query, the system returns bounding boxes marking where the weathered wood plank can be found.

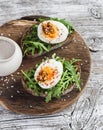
[0,0,103,129]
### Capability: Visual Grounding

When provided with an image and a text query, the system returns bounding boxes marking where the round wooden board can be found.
[0,16,91,115]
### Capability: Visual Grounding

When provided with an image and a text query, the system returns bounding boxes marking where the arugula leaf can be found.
[39,17,50,22]
[45,91,53,103]
[24,41,50,55]
[21,54,81,103]
[64,61,81,91]
[22,25,52,56]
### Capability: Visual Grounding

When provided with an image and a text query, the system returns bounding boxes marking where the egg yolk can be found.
[42,22,59,39]
[36,66,57,83]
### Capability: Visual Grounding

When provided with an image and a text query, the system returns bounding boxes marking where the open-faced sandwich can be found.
[21,17,74,58]
[21,54,81,103]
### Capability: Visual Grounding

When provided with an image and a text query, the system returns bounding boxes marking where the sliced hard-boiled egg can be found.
[34,59,63,89]
[37,20,68,44]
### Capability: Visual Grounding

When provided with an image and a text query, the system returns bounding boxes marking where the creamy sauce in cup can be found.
[0,36,22,76]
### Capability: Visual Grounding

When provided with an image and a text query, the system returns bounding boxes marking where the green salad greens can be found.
[21,54,81,103]
[22,18,75,56]
[22,25,51,56]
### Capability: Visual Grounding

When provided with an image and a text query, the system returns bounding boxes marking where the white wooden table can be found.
[0,0,103,130]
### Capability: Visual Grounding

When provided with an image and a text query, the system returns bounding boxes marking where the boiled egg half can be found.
[34,59,63,89]
[37,20,68,44]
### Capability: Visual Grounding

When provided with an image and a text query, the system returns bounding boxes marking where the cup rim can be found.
[0,36,16,62]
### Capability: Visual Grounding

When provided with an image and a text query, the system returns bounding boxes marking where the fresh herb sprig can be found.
[21,54,81,103]
[22,25,51,56]
[22,18,75,56]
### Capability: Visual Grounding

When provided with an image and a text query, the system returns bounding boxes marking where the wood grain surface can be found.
[0,0,103,130]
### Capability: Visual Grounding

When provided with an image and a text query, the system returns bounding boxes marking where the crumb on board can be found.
[11,95,14,98]
[17,90,20,93]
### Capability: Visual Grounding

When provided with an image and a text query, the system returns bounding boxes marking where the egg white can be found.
[37,20,68,44]
[34,59,63,89]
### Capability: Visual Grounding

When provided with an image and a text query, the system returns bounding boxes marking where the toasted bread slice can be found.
[20,16,74,58]
[21,26,73,58]
[21,63,81,98]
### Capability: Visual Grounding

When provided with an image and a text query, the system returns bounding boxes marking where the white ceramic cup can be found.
[0,36,22,76]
